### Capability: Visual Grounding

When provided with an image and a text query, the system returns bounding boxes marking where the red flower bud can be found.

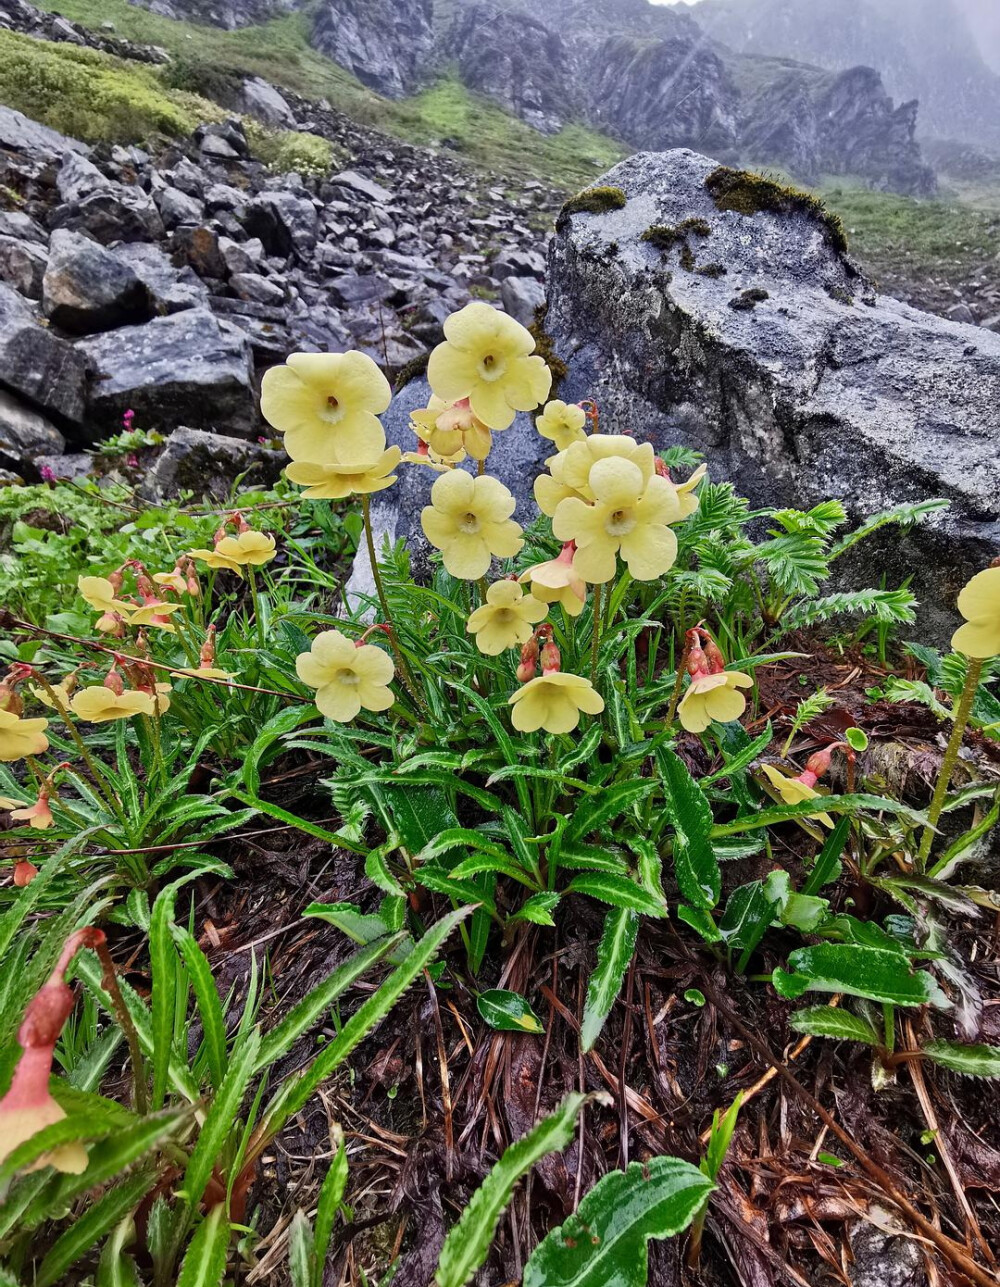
[540,640,561,675]
[103,668,124,696]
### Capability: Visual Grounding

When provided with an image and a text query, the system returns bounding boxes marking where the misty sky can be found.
[650,0,999,69]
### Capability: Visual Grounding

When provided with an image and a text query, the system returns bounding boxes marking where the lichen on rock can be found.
[556,185,627,231]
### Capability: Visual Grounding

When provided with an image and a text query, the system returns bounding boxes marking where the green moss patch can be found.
[640,218,710,252]
[706,166,849,256]
[0,28,221,144]
[529,303,568,392]
[556,185,627,231]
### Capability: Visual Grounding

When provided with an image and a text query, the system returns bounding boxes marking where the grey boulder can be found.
[500,274,545,326]
[242,191,319,258]
[0,282,86,427]
[544,148,1000,640]
[0,389,66,480]
[79,308,256,440]
[0,236,48,299]
[112,242,208,314]
[43,229,153,334]
[139,426,284,500]
[240,76,296,127]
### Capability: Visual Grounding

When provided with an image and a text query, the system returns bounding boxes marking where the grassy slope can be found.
[821,181,1000,294]
[27,0,627,188]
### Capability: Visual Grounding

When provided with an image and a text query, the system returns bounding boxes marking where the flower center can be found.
[478,352,506,383]
[493,608,515,625]
[321,394,345,425]
[336,668,360,688]
[605,507,637,537]
[457,512,480,535]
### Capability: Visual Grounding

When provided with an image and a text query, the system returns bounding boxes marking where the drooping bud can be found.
[13,860,38,887]
[199,626,217,670]
[540,639,561,675]
[655,457,672,480]
[685,628,709,679]
[107,568,124,594]
[701,633,726,675]
[103,667,124,697]
[517,636,539,684]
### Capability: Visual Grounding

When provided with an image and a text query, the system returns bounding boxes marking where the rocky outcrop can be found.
[0,43,554,477]
[311,0,434,98]
[542,150,999,636]
[123,0,296,31]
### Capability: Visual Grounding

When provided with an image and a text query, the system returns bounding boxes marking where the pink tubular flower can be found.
[0,929,105,1174]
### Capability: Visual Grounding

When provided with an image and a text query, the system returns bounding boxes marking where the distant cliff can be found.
[122,0,937,193]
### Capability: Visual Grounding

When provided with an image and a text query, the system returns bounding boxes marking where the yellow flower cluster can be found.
[537,435,694,583]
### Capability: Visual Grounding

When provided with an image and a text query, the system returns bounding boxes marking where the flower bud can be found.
[702,635,726,674]
[18,981,75,1050]
[103,668,124,696]
[540,640,561,675]
[199,626,217,669]
[517,635,539,684]
[13,860,38,887]
[0,682,22,716]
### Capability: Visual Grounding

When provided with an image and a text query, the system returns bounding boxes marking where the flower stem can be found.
[246,566,266,650]
[590,584,603,684]
[917,657,983,870]
[93,936,148,1115]
[361,495,425,715]
[666,634,694,727]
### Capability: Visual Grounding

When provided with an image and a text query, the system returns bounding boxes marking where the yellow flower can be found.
[152,683,172,715]
[129,601,183,631]
[171,667,233,680]
[285,447,402,499]
[520,546,588,617]
[31,678,74,714]
[0,709,49,762]
[951,567,1000,659]
[553,458,683,583]
[259,351,391,464]
[534,435,655,517]
[427,302,551,430]
[678,671,753,733]
[70,688,156,723]
[759,763,834,827]
[420,470,523,580]
[187,531,276,575]
[152,569,187,595]
[509,672,605,734]
[536,400,587,452]
[296,630,395,723]
[0,1095,88,1175]
[412,396,490,461]
[77,576,132,618]
[674,463,707,519]
[10,795,54,830]
[466,581,547,655]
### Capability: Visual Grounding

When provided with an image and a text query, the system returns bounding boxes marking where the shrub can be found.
[244,120,338,177]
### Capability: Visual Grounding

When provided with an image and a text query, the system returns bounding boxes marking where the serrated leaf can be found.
[510,891,561,927]
[565,781,656,844]
[523,1156,714,1287]
[96,1217,140,1287]
[581,908,639,1052]
[176,1204,229,1287]
[719,882,777,972]
[313,1140,347,1287]
[179,1028,261,1210]
[35,1168,157,1287]
[773,944,949,1008]
[435,1094,588,1287]
[567,873,666,917]
[288,1210,314,1287]
[922,1041,1000,1079]
[788,1006,880,1046]
[657,748,720,909]
[477,990,544,1034]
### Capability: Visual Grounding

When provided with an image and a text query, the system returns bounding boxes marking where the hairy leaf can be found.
[789,1006,881,1046]
[581,908,639,1052]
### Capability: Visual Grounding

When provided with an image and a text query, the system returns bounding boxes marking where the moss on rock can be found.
[728,287,770,312]
[705,166,849,256]
[393,351,430,394]
[529,303,569,392]
[556,185,626,231]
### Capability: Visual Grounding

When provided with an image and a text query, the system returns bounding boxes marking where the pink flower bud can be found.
[540,640,561,675]
[103,668,124,696]
[13,860,38,887]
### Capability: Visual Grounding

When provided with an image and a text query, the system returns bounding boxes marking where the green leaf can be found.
[565,781,656,844]
[922,1041,1000,1079]
[96,1217,140,1287]
[376,785,457,856]
[242,705,319,796]
[435,1094,588,1287]
[581,908,639,1053]
[256,935,405,1071]
[179,1028,261,1210]
[773,944,949,1008]
[676,904,722,943]
[703,724,773,785]
[510,891,561,927]
[523,1156,714,1287]
[303,902,394,947]
[49,1112,186,1211]
[719,882,777,972]
[712,794,926,836]
[477,990,544,1034]
[35,1168,158,1287]
[802,815,851,896]
[288,1210,314,1287]
[788,1006,881,1046]
[567,874,666,917]
[0,1114,114,1193]
[149,882,185,1112]
[683,989,706,1007]
[172,928,227,1092]
[657,748,720,909]
[176,1204,230,1287]
[264,907,470,1134]
[313,1140,348,1287]
[703,1093,742,1182]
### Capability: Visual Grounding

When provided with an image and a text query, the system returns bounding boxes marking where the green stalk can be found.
[917,657,983,870]
[590,583,603,684]
[665,633,694,727]
[361,495,426,716]
[246,566,266,650]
